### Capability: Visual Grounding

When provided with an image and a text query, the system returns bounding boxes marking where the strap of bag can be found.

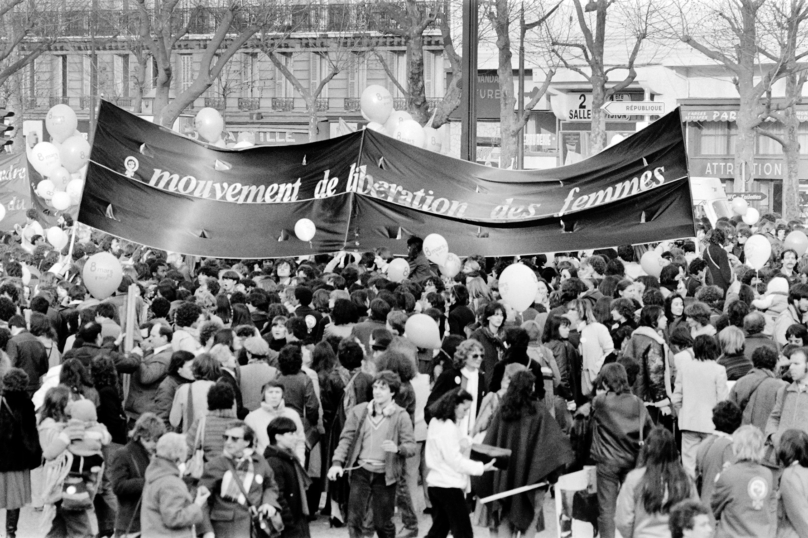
[224,457,257,510]
[185,384,195,432]
[1,397,15,421]
[125,495,143,536]
[638,398,645,448]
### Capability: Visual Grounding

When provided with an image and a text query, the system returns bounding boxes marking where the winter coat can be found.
[154,374,191,425]
[7,331,48,393]
[728,369,787,432]
[777,464,808,538]
[426,367,487,424]
[110,440,151,533]
[140,456,203,538]
[766,383,808,449]
[0,391,42,472]
[590,392,654,469]
[624,327,669,404]
[197,451,282,538]
[712,461,774,538]
[125,347,172,419]
[470,327,504,386]
[97,384,128,445]
[264,445,312,534]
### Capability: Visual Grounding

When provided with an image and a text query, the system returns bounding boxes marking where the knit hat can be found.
[68,399,97,422]
[243,336,270,358]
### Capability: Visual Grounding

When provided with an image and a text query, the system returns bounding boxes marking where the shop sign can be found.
[564,92,641,122]
[690,158,789,179]
[726,191,768,201]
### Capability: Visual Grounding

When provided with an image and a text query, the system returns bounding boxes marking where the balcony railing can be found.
[49,96,70,107]
[238,97,261,111]
[204,97,227,110]
[34,3,443,38]
[272,98,294,112]
[80,95,99,109]
[315,98,329,112]
[109,96,134,108]
[344,98,361,112]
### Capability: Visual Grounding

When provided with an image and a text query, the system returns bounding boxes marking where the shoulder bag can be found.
[224,457,283,538]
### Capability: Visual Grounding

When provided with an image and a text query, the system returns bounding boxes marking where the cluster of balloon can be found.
[359,85,442,153]
[745,235,772,271]
[28,104,88,235]
[731,196,761,226]
[498,263,540,312]
[640,251,665,278]
[82,252,123,300]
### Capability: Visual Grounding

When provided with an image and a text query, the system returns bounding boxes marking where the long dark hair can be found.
[637,427,693,514]
[500,371,537,421]
[60,358,94,397]
[430,388,473,422]
[503,327,530,363]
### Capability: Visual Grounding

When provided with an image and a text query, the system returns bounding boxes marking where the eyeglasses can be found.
[469,353,483,358]
[223,435,244,442]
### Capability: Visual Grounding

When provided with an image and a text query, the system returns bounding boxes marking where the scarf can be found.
[221,450,256,505]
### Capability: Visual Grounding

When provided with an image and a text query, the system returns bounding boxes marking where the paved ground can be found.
[1,488,560,538]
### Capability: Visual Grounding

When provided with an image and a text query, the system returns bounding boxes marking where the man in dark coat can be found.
[7,315,47,396]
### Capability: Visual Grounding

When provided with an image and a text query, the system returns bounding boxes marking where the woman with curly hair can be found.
[615,428,697,537]
[91,356,127,445]
[59,358,99,406]
[470,302,507,386]
[475,371,574,538]
[426,339,487,435]
[610,297,637,356]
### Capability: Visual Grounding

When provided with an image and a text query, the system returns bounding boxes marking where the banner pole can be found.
[66,221,78,261]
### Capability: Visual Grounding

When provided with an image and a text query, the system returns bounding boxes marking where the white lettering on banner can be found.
[148,168,302,204]
[0,164,26,183]
[557,166,667,217]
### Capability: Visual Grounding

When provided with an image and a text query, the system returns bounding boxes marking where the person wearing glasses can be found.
[197,420,282,538]
[425,339,487,436]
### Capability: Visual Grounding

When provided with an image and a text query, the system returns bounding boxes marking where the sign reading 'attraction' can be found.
[78,102,695,258]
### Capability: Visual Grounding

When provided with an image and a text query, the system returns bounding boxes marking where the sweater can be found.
[578,322,614,395]
[425,418,484,489]
[717,352,753,381]
[672,359,728,433]
[728,369,787,432]
[169,380,215,433]
[140,456,203,537]
[615,467,698,538]
[239,361,277,412]
[185,408,237,463]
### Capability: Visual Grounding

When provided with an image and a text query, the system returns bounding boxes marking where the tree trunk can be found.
[493,0,518,169]
[734,106,757,192]
[783,131,800,220]
[589,80,607,153]
[152,69,172,126]
[131,55,148,114]
[407,33,429,125]
[308,101,318,142]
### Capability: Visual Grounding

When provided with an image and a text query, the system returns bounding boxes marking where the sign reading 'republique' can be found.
[78,101,695,258]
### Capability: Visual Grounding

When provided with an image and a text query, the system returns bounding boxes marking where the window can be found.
[756,123,784,155]
[274,53,294,98]
[309,53,331,98]
[114,54,129,97]
[55,56,67,97]
[179,54,193,93]
[698,122,736,156]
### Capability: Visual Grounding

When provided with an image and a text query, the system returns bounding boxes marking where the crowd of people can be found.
[0,210,808,538]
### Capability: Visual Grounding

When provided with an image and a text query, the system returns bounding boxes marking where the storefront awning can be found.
[682,106,808,122]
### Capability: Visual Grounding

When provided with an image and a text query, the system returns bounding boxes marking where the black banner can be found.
[79,102,695,257]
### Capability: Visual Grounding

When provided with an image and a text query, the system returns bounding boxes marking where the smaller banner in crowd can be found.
[0,152,34,229]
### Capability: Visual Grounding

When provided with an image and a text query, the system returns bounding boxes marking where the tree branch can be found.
[267,51,309,100]
[755,125,786,147]
[373,50,408,98]
[517,69,555,126]
[551,48,591,81]
[550,41,593,66]
[681,34,740,72]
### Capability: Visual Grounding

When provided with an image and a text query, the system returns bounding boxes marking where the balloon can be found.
[49,166,70,190]
[82,252,123,299]
[212,138,227,148]
[60,135,91,174]
[640,251,664,278]
[236,131,255,146]
[51,191,71,211]
[404,313,441,349]
[743,207,760,225]
[423,234,449,266]
[784,230,808,256]
[233,141,254,149]
[46,227,68,250]
[384,110,413,134]
[423,126,442,152]
[392,119,425,148]
[37,180,56,200]
[745,234,772,270]
[30,142,62,176]
[440,253,462,278]
[66,179,84,205]
[45,104,78,143]
[195,107,225,143]
[365,121,386,133]
[731,197,749,216]
[387,258,410,283]
[498,263,539,312]
[21,265,30,286]
[294,218,316,242]
[0,204,6,222]
[360,85,394,124]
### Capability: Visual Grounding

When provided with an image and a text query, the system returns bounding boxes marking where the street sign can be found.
[726,191,767,202]
[602,101,665,115]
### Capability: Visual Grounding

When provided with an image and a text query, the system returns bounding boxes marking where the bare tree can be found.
[135,0,274,128]
[487,0,558,168]
[0,0,65,89]
[371,0,462,128]
[549,0,652,153]
[755,0,808,219]
[676,0,789,192]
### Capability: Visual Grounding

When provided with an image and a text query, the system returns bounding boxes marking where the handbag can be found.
[187,415,206,479]
[61,457,104,511]
[224,458,283,538]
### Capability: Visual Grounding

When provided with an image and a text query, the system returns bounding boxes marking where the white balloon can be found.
[360,85,394,124]
[365,121,386,133]
[744,234,771,270]
[743,207,760,225]
[423,126,442,152]
[66,179,84,205]
[387,258,410,283]
[233,141,254,149]
[0,204,6,222]
[30,142,62,176]
[51,190,71,211]
[423,234,449,266]
[37,180,56,200]
[384,110,413,134]
[46,227,69,250]
[498,263,539,312]
[392,119,425,148]
[294,218,316,242]
[21,265,30,285]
